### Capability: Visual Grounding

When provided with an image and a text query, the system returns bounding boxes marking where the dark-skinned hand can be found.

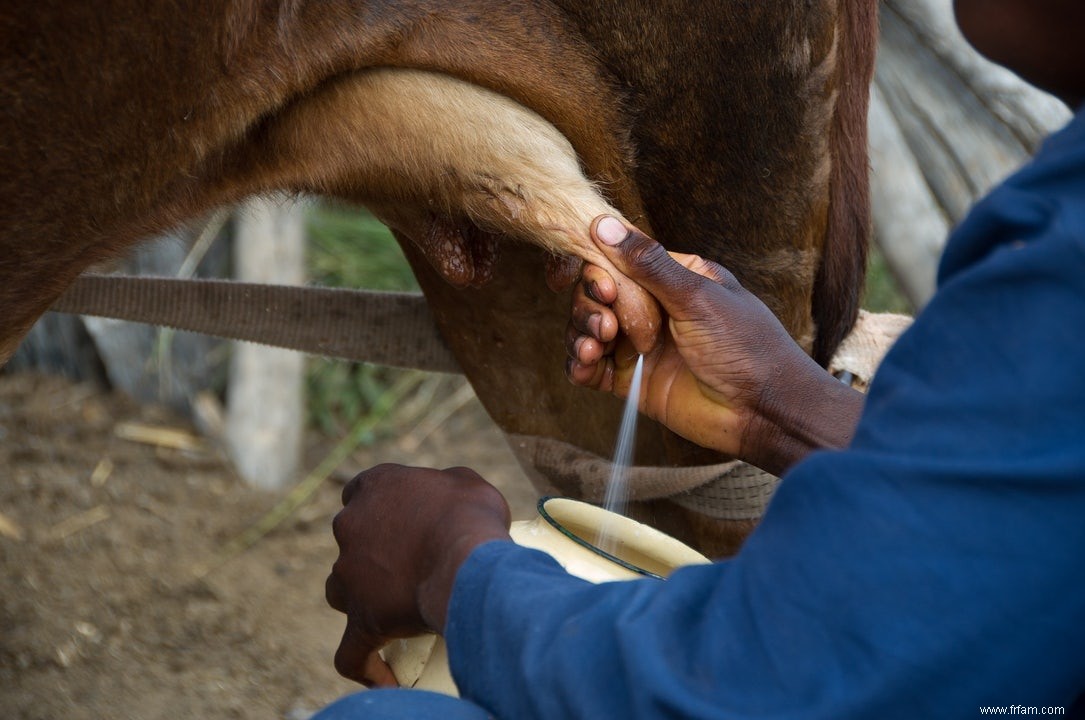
[566,216,864,476]
[325,463,512,687]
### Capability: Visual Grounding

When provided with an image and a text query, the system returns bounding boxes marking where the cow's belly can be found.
[250,68,660,351]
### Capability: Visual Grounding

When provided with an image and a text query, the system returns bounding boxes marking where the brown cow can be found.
[0,1,877,555]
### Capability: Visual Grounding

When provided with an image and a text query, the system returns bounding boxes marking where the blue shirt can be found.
[445,109,1085,719]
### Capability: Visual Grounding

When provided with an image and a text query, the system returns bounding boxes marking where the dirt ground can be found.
[0,371,537,720]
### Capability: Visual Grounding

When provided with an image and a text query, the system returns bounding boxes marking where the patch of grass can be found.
[306,201,418,292]
[862,245,914,315]
[305,202,426,436]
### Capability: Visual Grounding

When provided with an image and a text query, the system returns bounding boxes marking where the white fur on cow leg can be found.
[226,196,306,490]
[257,68,662,352]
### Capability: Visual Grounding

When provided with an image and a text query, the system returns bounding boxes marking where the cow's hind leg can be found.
[233,68,661,352]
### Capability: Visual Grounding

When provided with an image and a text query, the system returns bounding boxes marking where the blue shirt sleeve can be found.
[444,112,1085,719]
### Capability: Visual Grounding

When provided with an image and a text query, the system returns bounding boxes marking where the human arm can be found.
[566,215,864,475]
[327,117,1085,717]
[448,133,1085,716]
[325,241,1085,714]
[324,464,512,687]
[447,202,1085,716]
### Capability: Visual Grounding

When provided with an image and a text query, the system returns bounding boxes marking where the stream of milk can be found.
[597,353,644,555]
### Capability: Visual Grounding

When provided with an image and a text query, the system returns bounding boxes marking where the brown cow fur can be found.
[0,1,878,555]
[0,0,642,359]
[228,68,663,349]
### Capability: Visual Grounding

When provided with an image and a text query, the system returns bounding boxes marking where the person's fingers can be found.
[580,219,663,354]
[591,216,736,318]
[572,279,618,343]
[570,300,605,344]
[334,619,392,687]
[566,262,619,369]
[325,570,348,613]
[341,473,363,506]
[581,264,617,305]
[566,355,613,390]
[565,323,608,365]
[363,651,400,689]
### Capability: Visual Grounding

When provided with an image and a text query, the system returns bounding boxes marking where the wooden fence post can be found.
[226,197,307,491]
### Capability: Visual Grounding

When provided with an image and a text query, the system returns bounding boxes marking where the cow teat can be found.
[418,217,499,289]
